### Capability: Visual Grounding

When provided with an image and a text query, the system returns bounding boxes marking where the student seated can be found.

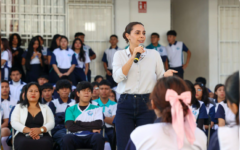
[185,80,208,130]
[1,80,18,111]
[125,76,207,150]
[41,83,54,105]
[11,82,55,150]
[63,81,105,150]
[48,79,76,149]
[9,68,26,102]
[146,32,168,69]
[195,77,214,100]
[94,75,104,83]
[1,81,12,150]
[208,71,239,150]
[109,90,117,102]
[102,35,122,88]
[91,82,100,100]
[92,80,117,148]
[38,74,49,86]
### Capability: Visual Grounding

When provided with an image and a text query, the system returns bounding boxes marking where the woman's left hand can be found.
[63,72,70,76]
[30,128,41,137]
[164,69,178,77]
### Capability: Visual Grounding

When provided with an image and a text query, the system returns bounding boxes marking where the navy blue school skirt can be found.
[73,67,86,85]
[49,68,76,84]
[1,67,10,81]
[26,64,42,83]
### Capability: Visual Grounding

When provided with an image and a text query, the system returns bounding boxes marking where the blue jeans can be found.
[52,128,66,150]
[115,94,156,150]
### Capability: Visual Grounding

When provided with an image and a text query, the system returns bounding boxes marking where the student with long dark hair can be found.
[208,71,239,150]
[11,82,55,150]
[1,38,12,81]
[72,38,90,84]
[9,33,25,81]
[50,36,77,83]
[185,80,208,130]
[125,76,207,150]
[22,37,44,83]
[36,35,48,74]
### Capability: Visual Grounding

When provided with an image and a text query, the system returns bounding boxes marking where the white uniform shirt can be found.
[112,48,165,94]
[102,46,123,70]
[1,96,17,119]
[74,52,91,68]
[1,50,12,68]
[9,80,26,104]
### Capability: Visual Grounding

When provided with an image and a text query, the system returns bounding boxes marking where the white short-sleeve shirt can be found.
[1,50,12,68]
[74,52,91,69]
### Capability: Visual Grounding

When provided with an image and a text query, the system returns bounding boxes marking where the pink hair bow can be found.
[165,89,196,149]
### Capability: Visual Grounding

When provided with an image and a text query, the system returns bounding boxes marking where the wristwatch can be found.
[40,127,44,133]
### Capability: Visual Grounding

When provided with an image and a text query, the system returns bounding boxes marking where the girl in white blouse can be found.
[112,22,176,150]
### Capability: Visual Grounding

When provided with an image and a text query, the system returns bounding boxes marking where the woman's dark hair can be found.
[36,35,43,41]
[25,37,43,71]
[194,82,210,107]
[225,71,239,125]
[150,76,190,123]
[18,85,27,104]
[213,84,225,100]
[1,38,12,62]
[123,22,144,43]
[20,83,43,107]
[110,90,117,102]
[70,89,79,103]
[49,34,61,52]
[185,80,200,109]
[72,38,85,62]
[94,75,103,82]
[9,33,22,49]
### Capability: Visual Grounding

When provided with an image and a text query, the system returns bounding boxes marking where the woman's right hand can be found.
[58,73,63,78]
[132,46,145,58]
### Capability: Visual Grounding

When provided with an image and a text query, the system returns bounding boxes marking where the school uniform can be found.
[1,96,18,113]
[83,44,96,82]
[190,101,209,129]
[208,125,239,150]
[1,98,10,122]
[125,118,207,150]
[102,46,122,88]
[165,41,189,79]
[92,98,117,147]
[215,101,236,126]
[11,47,26,82]
[63,103,105,150]
[205,103,216,137]
[1,50,12,81]
[22,51,43,83]
[146,43,167,63]
[112,86,120,102]
[9,80,26,103]
[41,46,49,74]
[48,98,76,149]
[50,48,78,84]
[52,85,76,99]
[73,52,91,85]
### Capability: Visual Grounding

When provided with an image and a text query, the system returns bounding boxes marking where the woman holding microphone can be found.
[112,22,177,150]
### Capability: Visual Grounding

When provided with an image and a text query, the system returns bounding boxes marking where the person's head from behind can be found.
[21,82,42,106]
[19,85,27,104]
[1,80,10,97]
[167,30,177,44]
[76,81,93,104]
[91,82,99,99]
[41,83,53,101]
[9,33,21,47]
[225,71,239,125]
[99,80,111,99]
[214,84,225,101]
[38,75,49,86]
[109,35,118,47]
[74,32,85,43]
[150,33,160,45]
[10,68,22,82]
[109,90,117,102]
[195,77,206,86]
[94,75,103,83]
[56,79,72,99]
[194,83,209,106]
[60,36,69,50]
[36,35,44,46]
[123,22,145,47]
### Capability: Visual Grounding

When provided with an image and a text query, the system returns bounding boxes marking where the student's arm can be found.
[182,43,191,70]
[1,119,9,128]
[47,56,52,65]
[84,63,89,75]
[75,120,102,129]
[215,104,225,127]
[1,51,8,66]
[52,64,62,77]
[64,64,75,76]
[65,121,92,132]
[89,49,96,60]
[164,59,169,70]
[218,118,225,127]
[1,59,7,66]
[104,116,115,125]
[42,106,55,132]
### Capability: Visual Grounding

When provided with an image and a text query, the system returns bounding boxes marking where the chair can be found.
[207,115,212,147]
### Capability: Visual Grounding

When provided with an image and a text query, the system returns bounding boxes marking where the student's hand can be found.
[132,46,145,58]
[164,69,178,77]
[92,129,101,133]
[13,51,19,57]
[209,92,214,98]
[182,64,188,70]
[63,72,70,76]
[58,73,63,78]
[33,52,38,58]
[106,70,112,76]
[84,70,88,75]
[37,52,42,58]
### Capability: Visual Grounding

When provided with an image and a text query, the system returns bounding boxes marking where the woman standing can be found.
[1,38,12,81]
[112,22,176,150]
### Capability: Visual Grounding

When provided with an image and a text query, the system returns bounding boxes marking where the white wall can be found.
[171,0,210,88]
[115,0,171,48]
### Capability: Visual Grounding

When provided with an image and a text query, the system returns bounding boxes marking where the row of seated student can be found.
[2,30,192,88]
[1,73,238,150]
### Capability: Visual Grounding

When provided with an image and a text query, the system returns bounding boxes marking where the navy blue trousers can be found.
[170,66,184,79]
[73,67,86,85]
[106,69,117,88]
[26,64,42,83]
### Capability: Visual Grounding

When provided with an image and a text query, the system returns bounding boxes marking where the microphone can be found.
[134,44,144,63]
